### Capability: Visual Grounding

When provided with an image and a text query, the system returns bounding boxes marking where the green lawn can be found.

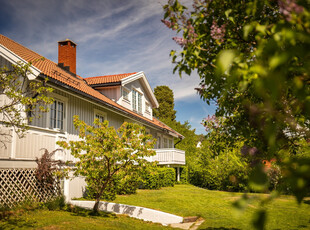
[114,184,310,230]
[1,185,309,229]
[0,209,173,230]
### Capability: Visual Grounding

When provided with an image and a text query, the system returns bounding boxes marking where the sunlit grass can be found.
[0,209,173,230]
[114,184,310,229]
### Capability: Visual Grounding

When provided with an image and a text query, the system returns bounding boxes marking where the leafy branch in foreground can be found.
[163,0,310,228]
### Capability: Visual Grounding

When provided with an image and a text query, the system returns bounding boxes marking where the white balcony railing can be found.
[147,148,186,165]
[0,126,186,167]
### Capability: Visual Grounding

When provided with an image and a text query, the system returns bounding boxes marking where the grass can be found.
[113,184,310,230]
[0,208,173,230]
[1,185,309,229]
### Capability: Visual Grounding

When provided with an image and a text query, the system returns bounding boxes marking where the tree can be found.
[162,0,310,228]
[0,61,54,147]
[153,85,177,121]
[57,116,156,213]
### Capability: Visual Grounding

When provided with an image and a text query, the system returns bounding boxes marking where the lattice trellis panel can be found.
[0,168,61,208]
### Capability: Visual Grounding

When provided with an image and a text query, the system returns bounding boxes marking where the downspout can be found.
[174,138,183,148]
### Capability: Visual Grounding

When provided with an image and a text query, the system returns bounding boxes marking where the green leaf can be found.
[252,209,266,230]
[216,50,236,75]
[243,24,254,39]
[249,165,268,192]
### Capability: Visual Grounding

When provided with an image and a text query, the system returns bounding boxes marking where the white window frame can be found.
[47,93,67,131]
[156,133,162,149]
[163,137,169,148]
[168,138,174,148]
[94,109,107,123]
[145,102,151,114]
[122,86,130,102]
[132,88,143,114]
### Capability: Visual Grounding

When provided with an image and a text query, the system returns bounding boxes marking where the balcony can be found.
[148,148,186,166]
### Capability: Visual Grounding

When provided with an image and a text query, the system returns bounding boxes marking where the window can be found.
[163,137,168,148]
[50,100,65,130]
[94,109,107,124]
[95,114,105,123]
[169,139,173,148]
[122,87,129,101]
[132,89,142,113]
[145,102,151,114]
[157,136,161,149]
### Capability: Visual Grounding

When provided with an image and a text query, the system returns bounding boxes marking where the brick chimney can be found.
[58,39,77,75]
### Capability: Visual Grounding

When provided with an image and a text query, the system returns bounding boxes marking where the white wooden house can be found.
[0,35,185,199]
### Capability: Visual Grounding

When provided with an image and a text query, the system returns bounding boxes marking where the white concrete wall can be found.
[70,200,183,225]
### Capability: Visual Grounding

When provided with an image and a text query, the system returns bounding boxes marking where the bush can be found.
[44,196,66,210]
[141,170,161,189]
[140,167,175,189]
[179,166,188,184]
[158,167,175,187]
[189,145,249,192]
[116,173,140,195]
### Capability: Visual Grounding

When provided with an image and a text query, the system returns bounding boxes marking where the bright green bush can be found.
[179,166,188,184]
[141,167,175,189]
[189,142,249,192]
[141,170,161,189]
[158,167,175,187]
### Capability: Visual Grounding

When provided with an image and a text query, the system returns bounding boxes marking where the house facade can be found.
[0,35,185,199]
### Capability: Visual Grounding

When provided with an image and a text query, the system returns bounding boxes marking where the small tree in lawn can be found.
[57,115,156,213]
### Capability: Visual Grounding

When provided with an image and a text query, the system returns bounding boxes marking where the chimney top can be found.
[58,39,77,46]
[58,38,77,75]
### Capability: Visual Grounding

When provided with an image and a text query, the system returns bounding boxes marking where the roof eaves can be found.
[0,44,40,80]
[41,74,173,134]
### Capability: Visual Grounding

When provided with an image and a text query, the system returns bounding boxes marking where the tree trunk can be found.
[93,197,101,213]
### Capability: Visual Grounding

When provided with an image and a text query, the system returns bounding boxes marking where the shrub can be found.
[140,167,175,189]
[158,167,175,187]
[141,170,161,189]
[179,166,188,184]
[44,196,66,210]
[189,145,249,192]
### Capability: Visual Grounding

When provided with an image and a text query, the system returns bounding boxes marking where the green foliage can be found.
[191,140,250,192]
[44,196,66,211]
[158,167,175,187]
[140,166,175,189]
[141,170,161,190]
[57,116,156,212]
[0,61,54,147]
[153,86,176,121]
[179,166,188,184]
[163,1,310,228]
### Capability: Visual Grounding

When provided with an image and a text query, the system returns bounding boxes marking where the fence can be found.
[0,168,61,208]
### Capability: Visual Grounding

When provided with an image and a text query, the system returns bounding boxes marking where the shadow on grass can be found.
[0,216,37,229]
[303,200,310,205]
[68,206,116,219]
[200,228,241,230]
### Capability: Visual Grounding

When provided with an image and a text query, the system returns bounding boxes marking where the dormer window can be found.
[132,89,142,113]
[122,87,130,101]
[145,102,151,114]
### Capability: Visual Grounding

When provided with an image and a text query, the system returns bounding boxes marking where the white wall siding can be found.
[15,128,57,159]
[0,127,12,158]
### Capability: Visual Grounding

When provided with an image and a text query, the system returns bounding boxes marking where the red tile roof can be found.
[85,73,137,85]
[0,34,183,139]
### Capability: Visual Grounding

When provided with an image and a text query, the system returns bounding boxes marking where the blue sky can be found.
[0,0,216,134]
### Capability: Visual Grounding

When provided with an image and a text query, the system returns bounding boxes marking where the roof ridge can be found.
[85,72,137,80]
